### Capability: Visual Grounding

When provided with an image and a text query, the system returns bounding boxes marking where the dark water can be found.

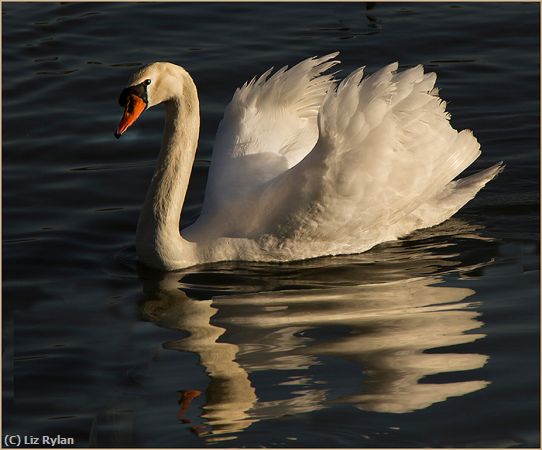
[3,2,540,447]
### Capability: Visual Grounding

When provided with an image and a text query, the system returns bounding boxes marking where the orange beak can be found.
[115,94,147,138]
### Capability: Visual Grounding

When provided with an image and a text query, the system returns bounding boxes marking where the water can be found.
[3,2,539,447]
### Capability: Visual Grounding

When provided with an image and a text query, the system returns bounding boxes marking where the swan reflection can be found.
[139,223,492,441]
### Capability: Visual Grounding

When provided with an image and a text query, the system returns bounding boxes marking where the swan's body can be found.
[115,54,503,271]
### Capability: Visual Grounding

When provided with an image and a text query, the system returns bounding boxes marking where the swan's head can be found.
[115,62,188,138]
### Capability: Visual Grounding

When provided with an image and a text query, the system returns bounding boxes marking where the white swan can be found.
[115,53,503,271]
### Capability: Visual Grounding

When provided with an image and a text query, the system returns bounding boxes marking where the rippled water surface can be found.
[3,2,540,447]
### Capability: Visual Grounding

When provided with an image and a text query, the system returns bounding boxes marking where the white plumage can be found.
[115,53,503,270]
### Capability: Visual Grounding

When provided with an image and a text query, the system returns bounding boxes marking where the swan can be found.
[115,53,503,271]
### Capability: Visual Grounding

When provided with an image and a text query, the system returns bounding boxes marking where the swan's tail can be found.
[454,161,505,190]
[394,162,505,236]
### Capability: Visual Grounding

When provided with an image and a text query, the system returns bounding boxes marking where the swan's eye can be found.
[145,79,151,86]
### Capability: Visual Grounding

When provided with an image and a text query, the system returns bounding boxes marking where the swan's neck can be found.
[136,74,200,270]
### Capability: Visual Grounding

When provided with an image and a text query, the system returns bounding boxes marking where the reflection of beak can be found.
[176,390,202,422]
[115,94,146,139]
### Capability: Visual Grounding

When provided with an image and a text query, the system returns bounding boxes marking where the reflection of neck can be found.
[174,301,257,438]
[136,75,200,270]
[143,276,257,439]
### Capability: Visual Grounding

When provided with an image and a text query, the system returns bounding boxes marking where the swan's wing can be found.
[202,53,340,211]
[253,63,489,251]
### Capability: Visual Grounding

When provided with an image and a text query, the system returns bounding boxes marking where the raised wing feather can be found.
[202,53,339,212]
